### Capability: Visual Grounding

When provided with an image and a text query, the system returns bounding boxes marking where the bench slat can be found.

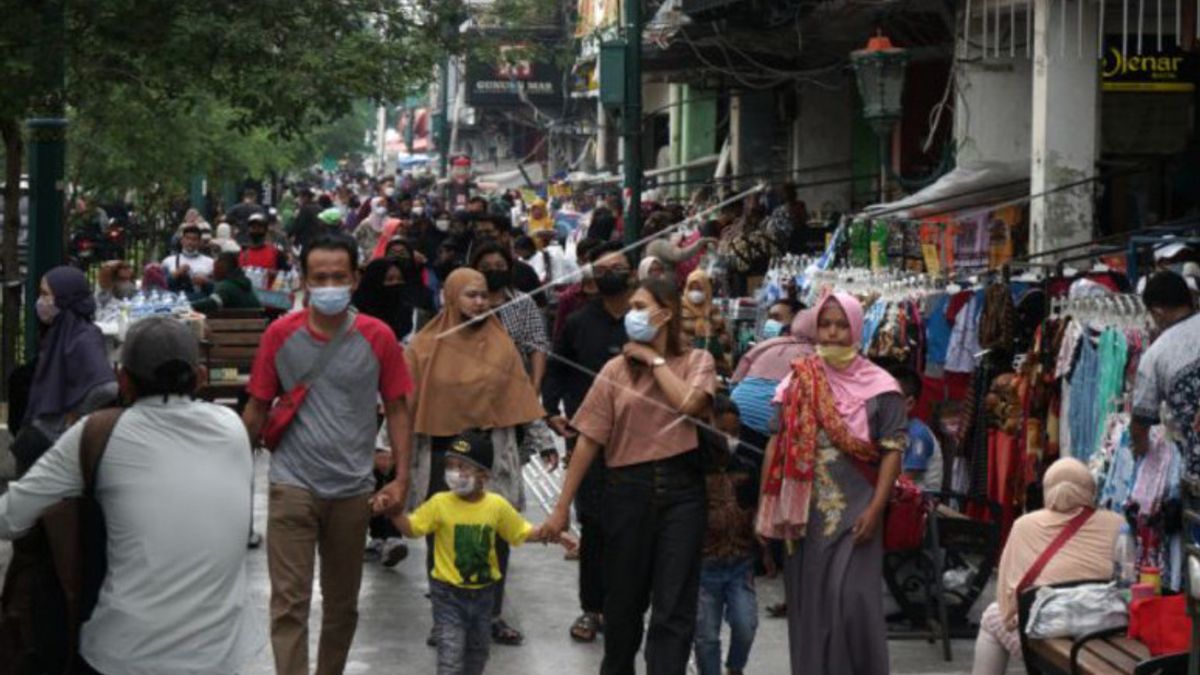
[210,346,258,361]
[1105,636,1152,661]
[208,318,267,332]
[208,332,263,345]
[1085,640,1142,671]
[1033,638,1132,675]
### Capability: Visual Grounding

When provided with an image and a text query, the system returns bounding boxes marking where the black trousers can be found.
[601,452,706,675]
[578,513,606,614]
[425,442,510,618]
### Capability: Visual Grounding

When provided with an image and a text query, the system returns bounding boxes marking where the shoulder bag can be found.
[261,313,355,451]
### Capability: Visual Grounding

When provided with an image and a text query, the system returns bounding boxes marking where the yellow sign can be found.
[1101,39,1196,93]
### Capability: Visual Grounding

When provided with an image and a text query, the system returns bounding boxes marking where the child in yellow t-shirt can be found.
[385,429,574,675]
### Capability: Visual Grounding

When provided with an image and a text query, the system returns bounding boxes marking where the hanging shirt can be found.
[923,294,952,376]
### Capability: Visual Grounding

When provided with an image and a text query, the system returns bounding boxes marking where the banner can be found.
[466,45,563,108]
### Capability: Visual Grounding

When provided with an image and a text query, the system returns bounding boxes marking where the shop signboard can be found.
[466,45,563,109]
[1102,36,1196,92]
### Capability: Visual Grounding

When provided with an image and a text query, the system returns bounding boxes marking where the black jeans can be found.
[426,442,510,619]
[601,452,706,675]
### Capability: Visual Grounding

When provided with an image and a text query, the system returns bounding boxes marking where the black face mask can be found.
[483,269,510,292]
[595,271,629,297]
[249,233,266,245]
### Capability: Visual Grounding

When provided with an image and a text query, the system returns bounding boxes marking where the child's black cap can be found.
[449,429,494,472]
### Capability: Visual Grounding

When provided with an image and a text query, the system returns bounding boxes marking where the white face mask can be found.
[686,290,706,305]
[445,468,477,497]
[435,219,451,232]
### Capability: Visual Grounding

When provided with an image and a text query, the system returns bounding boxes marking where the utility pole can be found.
[26,0,67,350]
[621,0,643,247]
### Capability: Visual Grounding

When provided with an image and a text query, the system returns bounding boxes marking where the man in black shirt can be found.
[288,188,323,250]
[468,212,542,303]
[542,241,633,643]
[225,188,266,230]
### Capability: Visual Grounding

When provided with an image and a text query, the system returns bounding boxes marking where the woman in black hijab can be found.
[12,266,118,471]
[352,248,433,341]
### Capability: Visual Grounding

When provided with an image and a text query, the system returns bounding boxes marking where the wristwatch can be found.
[651,356,667,368]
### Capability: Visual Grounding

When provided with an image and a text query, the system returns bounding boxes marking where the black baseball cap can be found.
[448,429,494,472]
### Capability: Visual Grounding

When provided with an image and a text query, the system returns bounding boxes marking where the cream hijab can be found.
[995,458,1124,627]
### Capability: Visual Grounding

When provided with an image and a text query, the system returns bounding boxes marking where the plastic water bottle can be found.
[1113,523,1137,589]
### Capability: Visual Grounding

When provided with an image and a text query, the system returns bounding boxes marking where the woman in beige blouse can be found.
[544,278,716,675]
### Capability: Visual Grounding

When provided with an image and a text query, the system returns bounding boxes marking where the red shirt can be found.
[239,244,284,271]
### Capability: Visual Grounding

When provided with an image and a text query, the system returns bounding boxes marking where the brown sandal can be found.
[570,612,600,642]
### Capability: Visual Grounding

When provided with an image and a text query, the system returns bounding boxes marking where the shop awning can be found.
[861,162,1029,220]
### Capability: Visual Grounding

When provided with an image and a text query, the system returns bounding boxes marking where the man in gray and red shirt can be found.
[244,233,413,675]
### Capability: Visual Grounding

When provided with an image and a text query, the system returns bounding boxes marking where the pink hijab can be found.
[815,292,900,441]
[732,309,815,383]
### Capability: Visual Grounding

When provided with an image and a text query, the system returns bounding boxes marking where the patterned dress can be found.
[784,392,907,675]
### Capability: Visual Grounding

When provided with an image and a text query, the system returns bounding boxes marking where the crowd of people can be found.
[2,166,1200,675]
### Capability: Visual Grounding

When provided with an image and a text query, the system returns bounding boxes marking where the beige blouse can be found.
[571,349,717,468]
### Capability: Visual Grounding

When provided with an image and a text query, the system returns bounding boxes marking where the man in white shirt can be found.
[528,228,578,286]
[0,316,264,674]
[162,225,215,293]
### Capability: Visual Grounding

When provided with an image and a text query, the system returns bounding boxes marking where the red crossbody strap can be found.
[1016,507,1097,594]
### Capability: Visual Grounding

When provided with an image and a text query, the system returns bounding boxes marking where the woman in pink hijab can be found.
[758,292,905,675]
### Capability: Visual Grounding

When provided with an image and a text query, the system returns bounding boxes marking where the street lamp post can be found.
[850,32,909,203]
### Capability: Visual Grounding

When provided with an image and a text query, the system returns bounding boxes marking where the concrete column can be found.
[680,85,717,188]
[1030,0,1099,255]
[668,84,683,197]
[793,84,855,214]
[729,93,742,179]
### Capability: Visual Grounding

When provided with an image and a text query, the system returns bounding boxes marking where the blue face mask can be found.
[624,309,659,343]
[309,285,352,316]
[761,319,784,339]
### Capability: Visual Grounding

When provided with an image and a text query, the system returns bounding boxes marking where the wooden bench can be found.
[196,308,268,407]
[1018,581,1187,675]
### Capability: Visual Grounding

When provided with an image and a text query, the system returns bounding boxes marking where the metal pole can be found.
[622,0,643,247]
[437,58,450,179]
[25,0,67,351]
[878,133,888,203]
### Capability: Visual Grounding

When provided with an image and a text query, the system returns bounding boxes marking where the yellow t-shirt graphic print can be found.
[407,492,533,588]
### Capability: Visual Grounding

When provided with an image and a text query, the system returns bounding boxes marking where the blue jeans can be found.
[694,557,758,675]
[430,580,494,675]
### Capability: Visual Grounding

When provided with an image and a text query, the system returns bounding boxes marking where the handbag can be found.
[261,313,355,451]
[1129,594,1192,656]
[884,475,928,552]
[1025,581,1128,639]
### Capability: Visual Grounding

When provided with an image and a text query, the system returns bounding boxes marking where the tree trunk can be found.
[1,117,24,402]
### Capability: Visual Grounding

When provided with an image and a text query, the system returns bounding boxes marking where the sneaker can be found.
[247,531,262,549]
[364,538,384,562]
[382,539,409,567]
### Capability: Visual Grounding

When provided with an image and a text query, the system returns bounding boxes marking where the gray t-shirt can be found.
[248,311,412,498]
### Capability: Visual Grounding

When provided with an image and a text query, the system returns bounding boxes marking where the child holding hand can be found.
[374,428,575,675]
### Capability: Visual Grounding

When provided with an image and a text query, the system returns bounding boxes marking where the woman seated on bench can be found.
[972,458,1124,675]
